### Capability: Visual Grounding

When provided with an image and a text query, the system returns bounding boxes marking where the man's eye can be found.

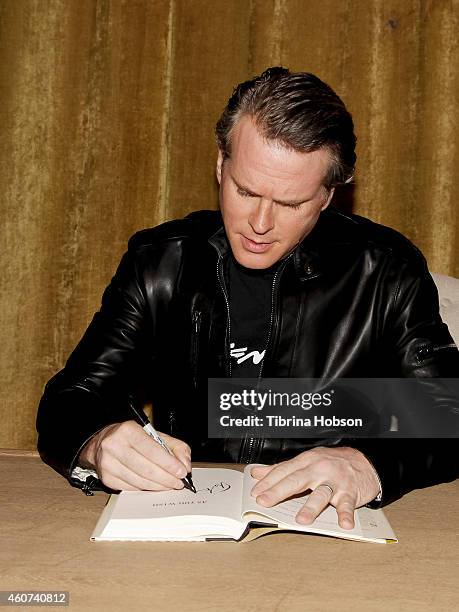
[237,188,253,197]
[277,201,303,209]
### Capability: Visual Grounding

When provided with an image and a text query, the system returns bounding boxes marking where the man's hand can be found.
[250,446,381,530]
[78,421,191,492]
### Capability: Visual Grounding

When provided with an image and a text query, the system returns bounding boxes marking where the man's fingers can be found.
[250,464,275,479]
[251,460,307,497]
[101,475,139,492]
[98,468,181,492]
[110,447,186,490]
[93,421,191,490]
[162,433,192,472]
[254,469,311,506]
[98,450,184,491]
[121,425,189,477]
[248,448,374,529]
[335,497,356,530]
[295,484,335,524]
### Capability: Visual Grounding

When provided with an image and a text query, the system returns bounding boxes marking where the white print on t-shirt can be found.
[230,342,265,365]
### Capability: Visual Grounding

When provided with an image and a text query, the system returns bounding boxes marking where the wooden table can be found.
[0,450,458,611]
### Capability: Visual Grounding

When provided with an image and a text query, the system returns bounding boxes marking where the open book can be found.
[91,466,397,544]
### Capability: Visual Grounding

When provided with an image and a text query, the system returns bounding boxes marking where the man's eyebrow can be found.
[231,175,309,206]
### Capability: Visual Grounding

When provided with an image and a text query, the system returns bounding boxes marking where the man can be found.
[37,67,459,530]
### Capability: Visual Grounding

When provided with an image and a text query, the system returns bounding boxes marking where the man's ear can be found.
[321,187,335,211]
[216,150,224,185]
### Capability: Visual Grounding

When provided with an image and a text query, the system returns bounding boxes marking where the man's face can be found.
[216,116,334,269]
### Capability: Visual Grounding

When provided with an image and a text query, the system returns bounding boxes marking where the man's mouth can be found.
[241,235,273,253]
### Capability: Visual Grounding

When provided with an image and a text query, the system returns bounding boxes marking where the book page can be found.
[109,468,244,522]
[355,506,397,542]
[241,464,363,536]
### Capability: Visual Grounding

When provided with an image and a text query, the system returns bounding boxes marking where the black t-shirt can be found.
[227,255,279,378]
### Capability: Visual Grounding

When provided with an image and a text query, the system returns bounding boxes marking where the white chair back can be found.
[431,272,459,346]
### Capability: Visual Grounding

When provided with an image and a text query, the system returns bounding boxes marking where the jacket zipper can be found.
[241,253,294,464]
[257,255,293,381]
[216,255,232,377]
[191,309,202,389]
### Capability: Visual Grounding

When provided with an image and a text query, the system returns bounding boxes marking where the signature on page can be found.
[195,481,231,495]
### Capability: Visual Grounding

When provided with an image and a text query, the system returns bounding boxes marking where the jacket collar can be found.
[208,225,230,259]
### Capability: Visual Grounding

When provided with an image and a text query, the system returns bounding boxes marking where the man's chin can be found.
[232,249,280,270]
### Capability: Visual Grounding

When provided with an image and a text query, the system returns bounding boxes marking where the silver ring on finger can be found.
[316,483,334,497]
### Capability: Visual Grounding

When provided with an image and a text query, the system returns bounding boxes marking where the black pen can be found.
[128,399,196,493]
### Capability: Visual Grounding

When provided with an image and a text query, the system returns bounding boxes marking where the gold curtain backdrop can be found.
[0,0,458,450]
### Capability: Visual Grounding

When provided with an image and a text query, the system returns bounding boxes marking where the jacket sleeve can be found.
[36,241,152,485]
[353,253,459,508]
[353,438,458,508]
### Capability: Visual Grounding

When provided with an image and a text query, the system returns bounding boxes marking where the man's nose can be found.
[248,199,274,235]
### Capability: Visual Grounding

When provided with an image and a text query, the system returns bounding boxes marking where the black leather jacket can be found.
[36,208,459,506]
